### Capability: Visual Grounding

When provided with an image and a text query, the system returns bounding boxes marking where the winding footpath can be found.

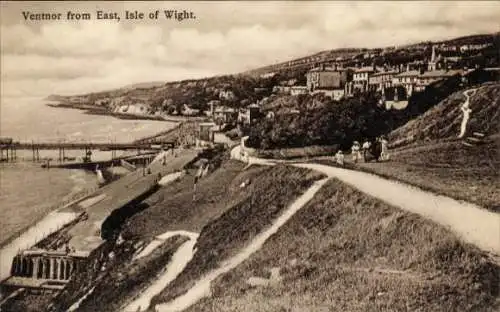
[156,178,329,312]
[232,145,500,255]
[123,231,199,312]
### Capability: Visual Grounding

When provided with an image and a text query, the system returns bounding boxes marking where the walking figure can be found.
[351,141,361,163]
[335,150,344,166]
[379,136,390,161]
[362,140,371,162]
[192,163,205,201]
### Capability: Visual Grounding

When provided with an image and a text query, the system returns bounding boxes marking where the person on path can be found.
[351,141,361,163]
[362,140,371,162]
[335,150,344,166]
[193,163,205,201]
[380,136,390,161]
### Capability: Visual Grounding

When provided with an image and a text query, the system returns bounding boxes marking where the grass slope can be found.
[389,82,500,147]
[149,165,325,306]
[333,83,500,211]
[358,138,500,212]
[187,179,500,312]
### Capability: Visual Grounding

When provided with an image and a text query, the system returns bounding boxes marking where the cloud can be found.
[1,1,499,97]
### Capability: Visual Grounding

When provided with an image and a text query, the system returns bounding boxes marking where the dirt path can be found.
[123,231,199,312]
[295,163,500,255]
[155,178,329,312]
[231,146,500,256]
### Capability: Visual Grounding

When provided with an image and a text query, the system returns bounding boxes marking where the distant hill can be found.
[389,82,500,148]
[121,81,167,90]
[242,32,500,78]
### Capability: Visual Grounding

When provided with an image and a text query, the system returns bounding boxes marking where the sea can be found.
[0,96,177,245]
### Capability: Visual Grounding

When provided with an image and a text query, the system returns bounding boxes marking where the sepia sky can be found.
[1,1,499,97]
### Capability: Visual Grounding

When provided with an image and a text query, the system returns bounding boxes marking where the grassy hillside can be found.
[186,179,500,312]
[149,164,324,305]
[357,138,500,212]
[339,83,500,211]
[389,82,500,148]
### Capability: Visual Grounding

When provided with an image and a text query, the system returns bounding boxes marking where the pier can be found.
[0,138,175,163]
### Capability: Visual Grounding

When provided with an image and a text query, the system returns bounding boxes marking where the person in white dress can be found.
[362,140,371,162]
[380,136,390,161]
[335,150,344,166]
[351,141,361,163]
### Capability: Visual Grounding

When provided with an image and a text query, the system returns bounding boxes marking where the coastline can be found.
[46,102,208,123]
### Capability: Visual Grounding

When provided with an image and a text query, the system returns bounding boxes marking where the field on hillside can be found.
[187,179,500,312]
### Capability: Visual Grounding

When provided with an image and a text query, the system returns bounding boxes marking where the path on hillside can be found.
[155,178,329,312]
[123,231,199,312]
[231,146,500,256]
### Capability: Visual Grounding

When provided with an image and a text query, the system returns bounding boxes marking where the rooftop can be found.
[372,70,400,77]
[395,70,421,78]
[420,69,462,78]
[355,66,376,73]
[308,67,348,73]
[214,107,236,113]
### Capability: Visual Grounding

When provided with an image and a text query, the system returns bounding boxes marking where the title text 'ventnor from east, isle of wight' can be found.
[21,10,196,22]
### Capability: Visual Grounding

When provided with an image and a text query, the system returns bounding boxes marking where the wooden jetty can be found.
[0,137,174,163]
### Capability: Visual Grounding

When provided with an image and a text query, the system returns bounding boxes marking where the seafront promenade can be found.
[0,148,200,291]
[67,148,199,254]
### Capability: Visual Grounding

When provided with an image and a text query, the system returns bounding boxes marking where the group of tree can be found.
[245,92,398,150]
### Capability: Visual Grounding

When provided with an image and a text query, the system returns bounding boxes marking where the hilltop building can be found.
[305,64,352,100]
[351,65,376,93]
[393,70,421,96]
[306,64,351,92]
[418,69,463,89]
[368,69,399,92]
